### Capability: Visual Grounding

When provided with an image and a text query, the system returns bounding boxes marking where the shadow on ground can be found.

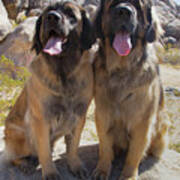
[0,144,180,180]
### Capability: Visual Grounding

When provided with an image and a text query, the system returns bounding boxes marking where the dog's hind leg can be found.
[1,132,39,175]
[148,112,169,158]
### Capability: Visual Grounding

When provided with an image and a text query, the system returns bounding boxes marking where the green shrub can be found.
[0,55,30,125]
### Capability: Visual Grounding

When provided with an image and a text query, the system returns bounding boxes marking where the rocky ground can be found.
[0,146,180,180]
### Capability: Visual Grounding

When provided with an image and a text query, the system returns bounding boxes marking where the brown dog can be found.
[93,0,168,180]
[2,1,95,180]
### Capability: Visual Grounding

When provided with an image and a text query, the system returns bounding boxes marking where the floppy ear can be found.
[94,0,105,40]
[145,6,156,43]
[145,5,163,43]
[31,15,43,54]
[80,10,96,50]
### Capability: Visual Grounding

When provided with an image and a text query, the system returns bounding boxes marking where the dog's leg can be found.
[65,116,87,179]
[3,126,38,174]
[119,120,150,180]
[92,112,114,180]
[31,115,61,180]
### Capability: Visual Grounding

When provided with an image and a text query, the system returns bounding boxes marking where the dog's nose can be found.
[47,10,62,23]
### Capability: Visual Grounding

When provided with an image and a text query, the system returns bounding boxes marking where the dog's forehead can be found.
[44,2,81,18]
[107,0,145,7]
[63,2,82,18]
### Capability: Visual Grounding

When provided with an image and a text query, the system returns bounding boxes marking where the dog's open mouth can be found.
[43,30,67,56]
[113,32,132,56]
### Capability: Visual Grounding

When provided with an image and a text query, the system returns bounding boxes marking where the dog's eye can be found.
[110,1,120,9]
[64,9,77,24]
[110,0,130,9]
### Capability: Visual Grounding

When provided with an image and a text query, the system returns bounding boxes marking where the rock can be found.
[82,0,100,21]
[154,0,180,48]
[165,87,180,97]
[2,0,49,19]
[162,0,178,11]
[0,0,13,41]
[0,144,180,180]
[2,0,28,20]
[165,19,180,41]
[28,0,49,9]
[27,8,42,17]
[16,10,27,23]
[2,0,85,19]
[0,17,37,66]
[163,36,177,47]
[155,2,176,27]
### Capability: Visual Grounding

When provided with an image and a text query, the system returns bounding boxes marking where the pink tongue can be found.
[43,37,63,56]
[113,32,132,56]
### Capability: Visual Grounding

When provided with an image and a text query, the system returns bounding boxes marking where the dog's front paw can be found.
[72,164,88,179]
[119,167,138,180]
[44,172,62,180]
[68,158,88,179]
[119,175,137,180]
[13,156,39,175]
[92,168,109,180]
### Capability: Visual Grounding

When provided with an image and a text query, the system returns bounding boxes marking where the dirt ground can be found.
[160,65,180,88]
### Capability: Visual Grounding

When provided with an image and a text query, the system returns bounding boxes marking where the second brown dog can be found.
[93,0,168,180]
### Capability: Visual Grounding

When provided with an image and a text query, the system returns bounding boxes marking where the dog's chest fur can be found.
[44,78,88,127]
[95,51,159,127]
[30,53,93,136]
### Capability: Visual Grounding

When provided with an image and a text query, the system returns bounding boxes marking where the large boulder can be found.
[0,17,37,66]
[0,0,12,41]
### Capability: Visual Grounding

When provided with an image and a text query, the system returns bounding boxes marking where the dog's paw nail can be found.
[119,175,137,180]
[77,166,89,179]
[44,172,62,180]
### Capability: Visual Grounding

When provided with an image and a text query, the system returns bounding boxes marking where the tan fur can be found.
[93,1,168,180]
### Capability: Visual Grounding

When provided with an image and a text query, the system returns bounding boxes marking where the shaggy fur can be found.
[2,1,95,180]
[92,0,168,180]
